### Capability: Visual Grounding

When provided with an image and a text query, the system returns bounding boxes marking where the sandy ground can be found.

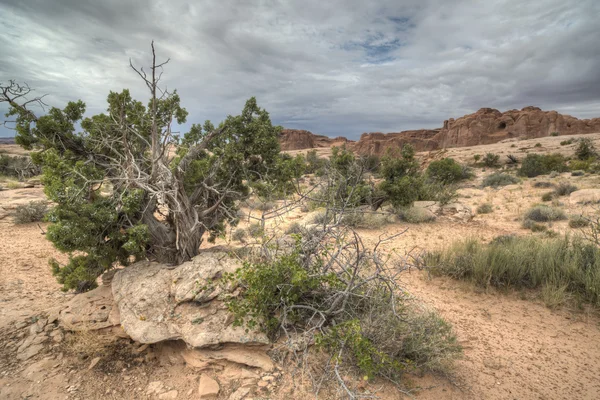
[1,137,600,399]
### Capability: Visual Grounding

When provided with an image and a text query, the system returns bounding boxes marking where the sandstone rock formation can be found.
[279,107,600,156]
[279,129,353,151]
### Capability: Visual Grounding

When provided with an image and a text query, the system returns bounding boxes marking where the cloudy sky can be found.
[1,0,599,139]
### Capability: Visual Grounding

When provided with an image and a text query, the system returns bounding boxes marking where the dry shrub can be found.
[476,203,493,214]
[554,182,578,196]
[482,172,520,188]
[569,215,590,229]
[14,201,48,224]
[523,205,566,222]
[398,207,436,223]
[232,228,247,242]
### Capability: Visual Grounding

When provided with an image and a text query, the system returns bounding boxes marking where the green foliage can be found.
[428,235,600,306]
[554,182,578,196]
[575,138,597,161]
[569,215,590,229]
[534,142,542,147]
[482,172,520,188]
[523,205,566,222]
[476,203,493,214]
[519,153,569,177]
[569,159,593,171]
[550,132,560,137]
[482,153,500,168]
[14,201,48,224]
[378,145,421,208]
[226,246,461,380]
[426,158,472,184]
[9,81,285,291]
[224,249,341,336]
[560,139,574,146]
[398,207,436,223]
[304,150,327,175]
[473,154,481,162]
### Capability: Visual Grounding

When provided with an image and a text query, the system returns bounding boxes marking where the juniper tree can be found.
[1,43,294,291]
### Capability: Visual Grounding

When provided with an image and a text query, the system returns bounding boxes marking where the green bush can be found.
[426,158,472,184]
[0,154,40,179]
[482,153,500,168]
[519,153,569,177]
[560,139,574,146]
[225,247,461,380]
[554,182,578,196]
[534,142,542,147]
[569,215,589,229]
[427,235,600,306]
[482,172,520,188]
[571,170,585,177]
[569,158,594,172]
[575,138,597,160]
[14,201,48,224]
[398,207,436,223]
[476,203,493,214]
[523,205,566,222]
[232,228,247,242]
[550,132,560,137]
[541,192,553,202]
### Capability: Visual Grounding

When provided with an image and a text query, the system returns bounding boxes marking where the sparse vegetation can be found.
[482,152,501,168]
[533,181,554,188]
[541,192,553,202]
[232,228,247,242]
[248,223,264,238]
[560,139,574,146]
[523,205,566,222]
[341,211,393,229]
[575,138,597,161]
[397,207,436,223]
[534,142,542,147]
[476,203,493,214]
[482,172,520,188]
[550,132,560,136]
[554,182,578,197]
[14,201,48,224]
[569,215,590,229]
[522,219,547,232]
[285,222,303,235]
[428,235,600,306]
[571,170,585,176]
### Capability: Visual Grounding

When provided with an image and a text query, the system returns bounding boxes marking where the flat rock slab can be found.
[570,189,600,205]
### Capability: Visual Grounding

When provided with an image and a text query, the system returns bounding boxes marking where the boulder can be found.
[111,252,269,348]
[440,203,473,222]
[58,285,119,331]
[198,374,220,398]
[569,189,600,205]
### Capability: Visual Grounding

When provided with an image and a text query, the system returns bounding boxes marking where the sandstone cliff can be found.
[279,107,600,156]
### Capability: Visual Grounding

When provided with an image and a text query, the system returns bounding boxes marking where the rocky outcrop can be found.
[111,252,269,348]
[433,106,600,149]
[352,129,440,156]
[279,129,353,151]
[280,107,600,156]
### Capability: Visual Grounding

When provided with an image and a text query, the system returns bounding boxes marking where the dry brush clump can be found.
[482,172,520,188]
[14,200,48,224]
[224,220,461,396]
[523,205,567,222]
[427,235,600,307]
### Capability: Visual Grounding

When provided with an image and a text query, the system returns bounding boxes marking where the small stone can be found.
[261,375,274,381]
[88,357,101,370]
[257,381,268,388]
[158,390,178,399]
[17,344,44,361]
[198,374,220,398]
[229,386,251,400]
[147,381,164,395]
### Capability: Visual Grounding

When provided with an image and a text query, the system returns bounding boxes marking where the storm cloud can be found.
[1,0,599,138]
